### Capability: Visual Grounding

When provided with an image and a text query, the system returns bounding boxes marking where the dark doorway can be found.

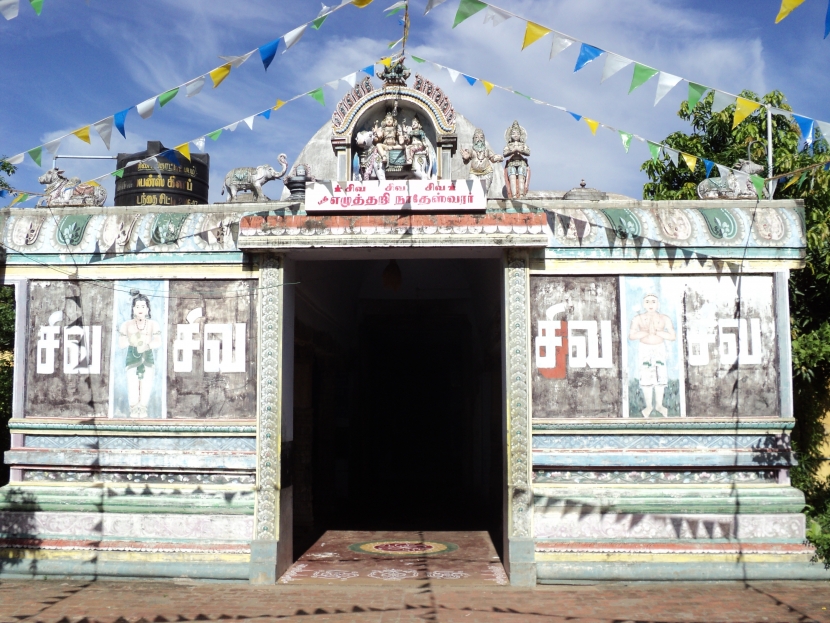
[291,258,503,559]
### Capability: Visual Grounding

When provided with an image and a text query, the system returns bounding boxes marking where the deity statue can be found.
[503,120,531,199]
[402,115,435,179]
[461,128,503,193]
[372,111,404,165]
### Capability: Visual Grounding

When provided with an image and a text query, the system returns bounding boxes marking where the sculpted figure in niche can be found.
[628,293,676,417]
[119,291,162,418]
[461,128,503,193]
[403,115,435,180]
[503,120,531,199]
[372,112,404,165]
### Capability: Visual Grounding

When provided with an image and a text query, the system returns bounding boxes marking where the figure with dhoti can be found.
[461,128,503,193]
[503,120,531,199]
[118,291,162,418]
[372,112,404,165]
[628,293,676,418]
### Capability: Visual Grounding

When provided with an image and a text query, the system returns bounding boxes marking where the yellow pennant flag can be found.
[775,0,806,22]
[583,118,600,135]
[379,57,392,67]
[86,180,101,187]
[481,80,494,95]
[732,97,762,128]
[174,142,191,161]
[210,64,232,88]
[783,174,801,190]
[273,99,287,110]
[72,126,91,144]
[522,21,552,50]
[681,153,698,171]
[352,0,373,6]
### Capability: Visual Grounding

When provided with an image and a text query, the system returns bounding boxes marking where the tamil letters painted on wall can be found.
[26,279,257,419]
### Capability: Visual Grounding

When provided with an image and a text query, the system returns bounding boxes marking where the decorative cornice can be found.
[9,421,256,434]
[532,419,796,431]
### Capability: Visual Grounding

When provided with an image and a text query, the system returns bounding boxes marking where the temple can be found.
[1,61,824,585]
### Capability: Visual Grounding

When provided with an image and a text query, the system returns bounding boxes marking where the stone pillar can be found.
[504,251,535,586]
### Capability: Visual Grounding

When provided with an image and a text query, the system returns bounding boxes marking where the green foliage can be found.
[642,89,830,564]
[0,158,16,191]
[0,287,13,487]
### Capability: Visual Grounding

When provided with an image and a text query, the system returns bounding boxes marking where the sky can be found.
[1,0,828,204]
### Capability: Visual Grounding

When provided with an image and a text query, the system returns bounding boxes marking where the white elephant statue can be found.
[221,154,288,202]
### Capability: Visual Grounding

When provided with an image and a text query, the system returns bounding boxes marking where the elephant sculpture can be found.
[221,154,288,202]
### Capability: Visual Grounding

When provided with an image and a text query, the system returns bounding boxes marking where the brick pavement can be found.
[1,579,830,623]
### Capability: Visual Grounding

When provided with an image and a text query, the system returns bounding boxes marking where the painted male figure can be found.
[628,293,676,417]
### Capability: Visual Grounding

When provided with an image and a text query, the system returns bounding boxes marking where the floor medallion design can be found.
[348,540,458,556]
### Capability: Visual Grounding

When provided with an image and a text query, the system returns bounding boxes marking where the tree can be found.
[0,158,16,191]
[0,160,13,485]
[642,90,830,564]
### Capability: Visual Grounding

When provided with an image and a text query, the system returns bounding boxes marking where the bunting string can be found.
[440,0,830,140]
[1,0,379,167]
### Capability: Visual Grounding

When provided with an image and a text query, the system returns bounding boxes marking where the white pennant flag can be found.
[6,153,24,165]
[447,68,460,82]
[225,121,240,132]
[193,137,206,152]
[44,138,62,156]
[654,72,683,106]
[816,120,830,141]
[483,5,511,26]
[0,0,19,19]
[325,80,340,90]
[243,116,255,130]
[601,53,631,83]
[283,24,307,52]
[342,72,358,88]
[93,117,114,149]
[712,91,736,113]
[136,97,157,119]
[424,0,448,14]
[550,33,575,60]
[218,51,254,68]
[715,164,731,180]
[146,156,162,175]
[385,0,406,10]
[318,3,332,17]
[664,147,680,167]
[185,76,206,97]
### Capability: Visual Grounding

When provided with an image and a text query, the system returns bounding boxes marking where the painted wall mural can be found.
[26,279,257,419]
[531,275,779,419]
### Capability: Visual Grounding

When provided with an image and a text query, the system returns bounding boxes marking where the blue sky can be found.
[1,0,828,203]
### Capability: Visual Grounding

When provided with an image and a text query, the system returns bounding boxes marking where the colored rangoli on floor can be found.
[347,540,459,556]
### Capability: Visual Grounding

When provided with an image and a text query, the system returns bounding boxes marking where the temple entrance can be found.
[290,257,504,573]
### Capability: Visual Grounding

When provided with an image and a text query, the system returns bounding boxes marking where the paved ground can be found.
[1,580,830,623]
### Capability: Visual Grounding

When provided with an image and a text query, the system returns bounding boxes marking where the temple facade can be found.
[1,63,825,585]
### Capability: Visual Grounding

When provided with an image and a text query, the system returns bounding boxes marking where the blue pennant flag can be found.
[361,64,375,76]
[162,150,180,166]
[574,44,604,73]
[0,190,6,198]
[257,109,272,120]
[568,112,582,122]
[825,163,830,171]
[793,114,815,145]
[826,0,829,38]
[704,159,714,177]
[259,38,281,71]
[462,74,476,86]
[114,107,132,139]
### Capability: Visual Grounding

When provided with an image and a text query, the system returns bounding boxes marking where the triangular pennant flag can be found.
[583,118,600,135]
[225,122,239,132]
[750,174,765,198]
[0,0,19,20]
[522,22,551,50]
[453,0,486,27]
[424,0,448,14]
[379,57,392,67]
[185,76,206,97]
[146,156,161,175]
[664,147,680,167]
[258,109,272,120]
[29,0,41,15]
[174,143,191,161]
[481,80,494,94]
[325,80,340,90]
[574,44,603,72]
[274,99,287,110]
[793,114,815,145]
[136,97,156,119]
[385,1,405,10]
[219,51,254,68]
[447,68,460,82]
[44,137,62,156]
[826,0,830,38]
[550,33,575,59]
[210,64,232,88]
[93,117,114,149]
[483,5,510,26]
[388,38,402,49]
[816,120,830,141]
[704,159,715,177]
[681,152,698,171]
[343,72,358,87]
[647,141,661,162]
[312,14,328,29]
[716,164,731,180]
[361,64,375,76]
[654,72,682,105]
[711,91,736,113]
[27,147,42,167]
[351,0,375,8]
[283,24,307,51]
[385,6,404,16]
[619,131,633,153]
[309,88,325,106]
[629,63,658,93]
[259,38,281,71]
[192,137,206,152]
[601,53,632,83]
[10,193,29,206]
[733,97,762,128]
[207,129,223,141]
[158,87,179,107]
[513,90,531,100]
[0,190,6,197]
[463,74,477,86]
[163,150,180,166]
[72,126,91,144]
[568,112,582,121]
[6,154,24,165]
[776,0,806,22]
[688,83,707,109]
[243,116,255,130]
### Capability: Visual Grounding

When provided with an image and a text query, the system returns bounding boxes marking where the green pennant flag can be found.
[386,6,404,15]
[111,168,125,179]
[27,147,42,167]
[29,0,43,15]
[629,64,659,94]
[311,14,327,29]
[647,141,662,162]
[309,88,325,106]
[513,91,532,100]
[411,55,426,63]
[207,129,223,141]
[619,131,633,153]
[158,87,179,107]
[750,174,765,198]
[688,82,707,110]
[453,0,487,27]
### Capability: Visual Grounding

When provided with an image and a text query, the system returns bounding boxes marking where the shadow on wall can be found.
[0,488,42,577]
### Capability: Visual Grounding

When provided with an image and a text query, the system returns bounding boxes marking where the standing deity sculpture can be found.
[503,120,531,199]
[461,128,503,193]
[372,112,405,166]
[402,115,435,180]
